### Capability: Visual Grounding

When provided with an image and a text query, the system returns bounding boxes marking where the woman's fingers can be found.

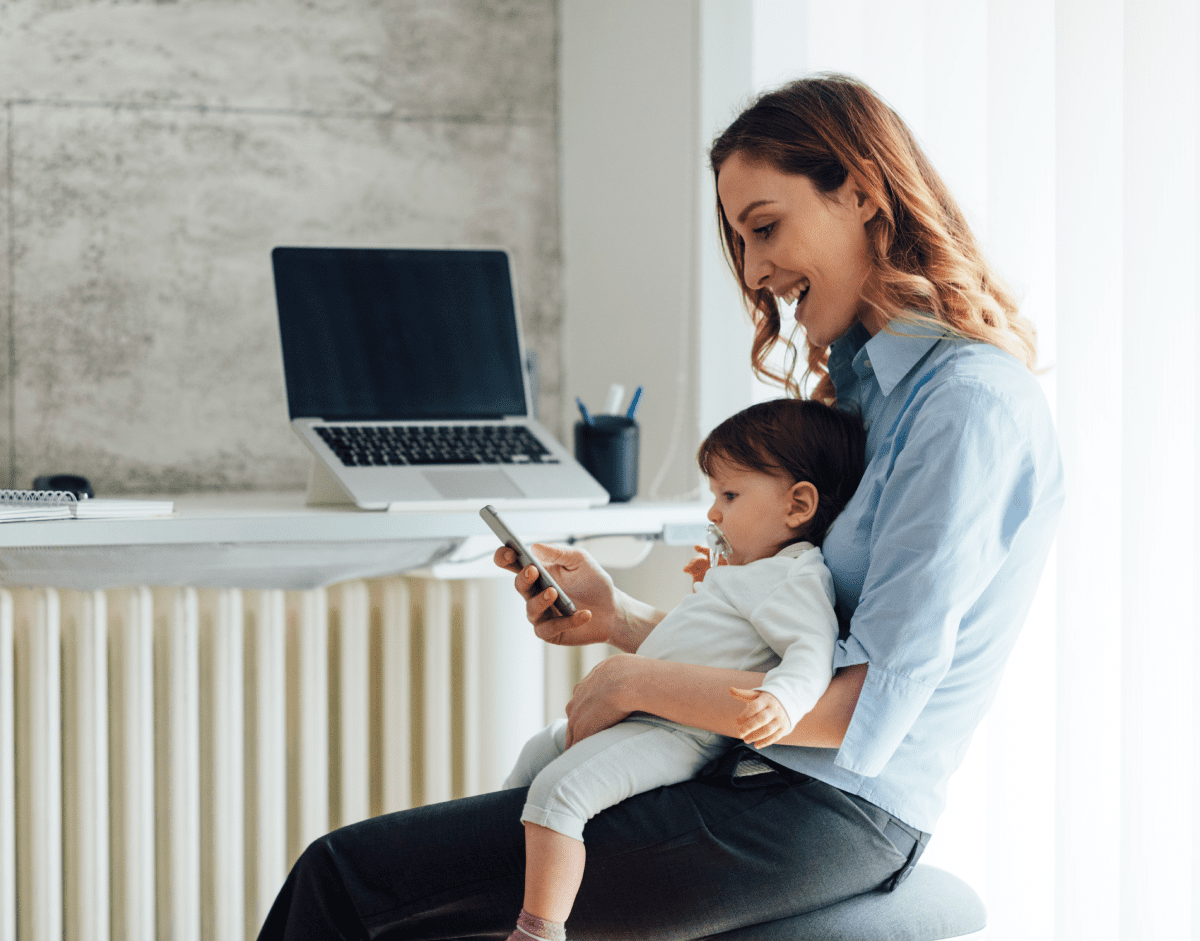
[515,563,543,599]
[493,545,520,573]
[524,581,588,627]
[496,549,553,605]
[563,655,636,748]
[533,608,593,645]
[495,541,616,645]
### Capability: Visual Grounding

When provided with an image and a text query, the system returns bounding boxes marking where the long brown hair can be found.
[697,399,865,547]
[710,73,1036,403]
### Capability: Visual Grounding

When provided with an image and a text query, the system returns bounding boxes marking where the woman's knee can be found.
[292,834,339,886]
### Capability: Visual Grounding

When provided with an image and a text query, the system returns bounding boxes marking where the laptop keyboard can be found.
[315,424,560,467]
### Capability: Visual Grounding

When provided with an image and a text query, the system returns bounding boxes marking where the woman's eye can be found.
[753,222,775,240]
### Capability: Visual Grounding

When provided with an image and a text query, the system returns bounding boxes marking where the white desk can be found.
[0,491,710,589]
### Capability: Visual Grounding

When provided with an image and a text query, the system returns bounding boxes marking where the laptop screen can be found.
[272,247,528,421]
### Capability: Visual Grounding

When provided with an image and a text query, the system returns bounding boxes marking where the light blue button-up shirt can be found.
[761,319,1064,833]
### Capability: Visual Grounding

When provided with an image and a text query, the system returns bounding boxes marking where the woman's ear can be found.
[852,181,879,224]
[786,481,819,530]
[840,169,879,224]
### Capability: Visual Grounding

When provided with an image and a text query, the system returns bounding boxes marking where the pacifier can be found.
[705,522,732,565]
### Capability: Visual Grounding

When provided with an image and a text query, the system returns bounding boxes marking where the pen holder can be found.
[574,416,639,502]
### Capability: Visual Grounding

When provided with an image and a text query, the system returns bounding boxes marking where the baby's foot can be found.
[509,908,567,941]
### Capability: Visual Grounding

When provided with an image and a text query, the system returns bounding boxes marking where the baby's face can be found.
[705,460,803,565]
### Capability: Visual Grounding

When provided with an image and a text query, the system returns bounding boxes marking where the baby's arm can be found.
[745,559,839,732]
[729,687,791,748]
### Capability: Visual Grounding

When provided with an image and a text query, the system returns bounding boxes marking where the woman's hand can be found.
[563,653,640,748]
[493,542,618,647]
[729,687,791,749]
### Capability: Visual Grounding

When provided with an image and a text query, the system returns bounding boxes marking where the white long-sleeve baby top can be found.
[636,542,838,729]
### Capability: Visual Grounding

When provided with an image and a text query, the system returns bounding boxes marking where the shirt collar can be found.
[777,541,815,559]
[828,323,870,401]
[830,317,945,398]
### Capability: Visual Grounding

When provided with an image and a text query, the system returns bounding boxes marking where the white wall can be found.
[560,0,755,611]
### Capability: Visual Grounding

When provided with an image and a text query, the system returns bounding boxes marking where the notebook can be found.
[271,246,611,511]
[0,489,175,521]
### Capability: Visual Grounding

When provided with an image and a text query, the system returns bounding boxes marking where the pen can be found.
[576,396,595,425]
[626,385,643,419]
[604,383,626,414]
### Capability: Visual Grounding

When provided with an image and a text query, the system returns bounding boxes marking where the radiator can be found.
[0,576,596,941]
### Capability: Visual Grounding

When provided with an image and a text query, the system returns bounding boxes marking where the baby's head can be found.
[697,399,866,564]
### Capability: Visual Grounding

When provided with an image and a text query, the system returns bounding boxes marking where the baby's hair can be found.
[697,399,866,546]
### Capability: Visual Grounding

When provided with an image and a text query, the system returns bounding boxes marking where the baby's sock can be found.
[508,908,567,941]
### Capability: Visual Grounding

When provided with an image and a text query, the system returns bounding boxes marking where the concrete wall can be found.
[0,0,561,494]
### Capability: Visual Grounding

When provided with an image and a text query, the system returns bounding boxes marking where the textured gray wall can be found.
[0,0,561,494]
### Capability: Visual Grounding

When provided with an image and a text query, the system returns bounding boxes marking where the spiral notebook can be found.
[0,489,175,522]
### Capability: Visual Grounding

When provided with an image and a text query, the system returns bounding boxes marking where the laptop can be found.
[271,246,610,511]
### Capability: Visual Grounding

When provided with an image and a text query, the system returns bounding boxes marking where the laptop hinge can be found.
[305,458,359,507]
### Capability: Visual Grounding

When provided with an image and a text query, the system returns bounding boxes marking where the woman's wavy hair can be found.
[710,73,1036,402]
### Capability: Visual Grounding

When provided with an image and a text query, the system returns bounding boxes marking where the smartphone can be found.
[479,504,577,617]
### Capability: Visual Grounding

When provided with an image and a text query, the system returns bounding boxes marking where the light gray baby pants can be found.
[502,714,733,841]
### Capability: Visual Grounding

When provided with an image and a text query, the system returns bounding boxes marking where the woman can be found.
[258,73,1063,940]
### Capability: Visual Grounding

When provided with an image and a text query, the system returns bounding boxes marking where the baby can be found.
[502,398,866,941]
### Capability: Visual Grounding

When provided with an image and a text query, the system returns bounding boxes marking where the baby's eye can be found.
[723,491,737,501]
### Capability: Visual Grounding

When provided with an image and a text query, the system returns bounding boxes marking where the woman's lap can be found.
[259,762,906,941]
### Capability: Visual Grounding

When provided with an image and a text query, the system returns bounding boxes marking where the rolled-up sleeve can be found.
[834,379,1038,777]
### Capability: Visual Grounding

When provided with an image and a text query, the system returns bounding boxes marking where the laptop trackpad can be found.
[422,469,525,500]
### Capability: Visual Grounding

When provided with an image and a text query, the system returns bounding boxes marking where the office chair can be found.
[706,865,987,940]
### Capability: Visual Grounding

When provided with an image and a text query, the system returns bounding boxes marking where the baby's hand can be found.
[683,545,712,585]
[729,687,791,749]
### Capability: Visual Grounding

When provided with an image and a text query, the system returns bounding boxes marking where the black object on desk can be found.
[33,474,95,499]
[574,417,638,502]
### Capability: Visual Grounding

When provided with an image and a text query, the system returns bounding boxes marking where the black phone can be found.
[479,504,577,617]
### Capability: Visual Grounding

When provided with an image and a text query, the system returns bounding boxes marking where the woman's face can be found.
[716,151,880,348]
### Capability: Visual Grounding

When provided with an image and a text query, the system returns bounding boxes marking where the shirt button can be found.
[863,359,872,370]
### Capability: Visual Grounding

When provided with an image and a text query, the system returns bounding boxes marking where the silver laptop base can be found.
[306,459,359,507]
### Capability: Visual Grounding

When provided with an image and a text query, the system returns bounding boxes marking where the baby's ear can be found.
[787,481,818,529]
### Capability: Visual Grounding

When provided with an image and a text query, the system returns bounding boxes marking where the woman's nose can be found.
[743,244,772,289]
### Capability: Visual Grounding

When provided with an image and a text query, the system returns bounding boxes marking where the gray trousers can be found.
[504,716,732,841]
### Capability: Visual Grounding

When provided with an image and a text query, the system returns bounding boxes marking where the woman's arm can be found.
[606,589,668,653]
[564,653,867,749]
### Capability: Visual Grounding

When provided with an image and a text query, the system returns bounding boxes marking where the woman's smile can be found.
[776,279,810,309]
